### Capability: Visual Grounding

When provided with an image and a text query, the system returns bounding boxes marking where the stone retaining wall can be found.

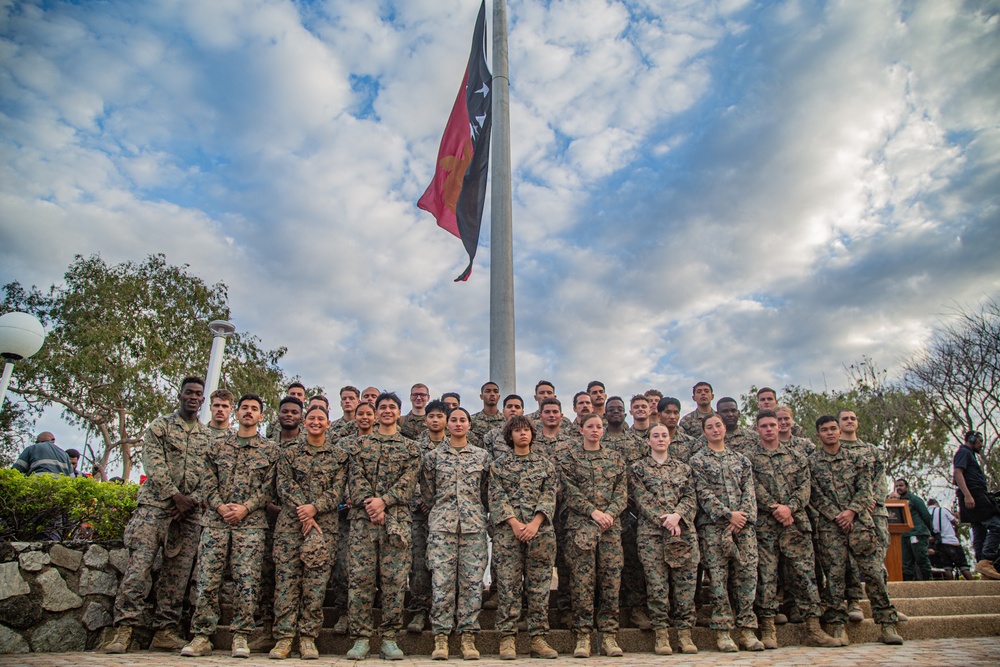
[0,541,126,653]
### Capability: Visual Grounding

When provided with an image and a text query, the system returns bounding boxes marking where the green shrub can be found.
[0,469,137,541]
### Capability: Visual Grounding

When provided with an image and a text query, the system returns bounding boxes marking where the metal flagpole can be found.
[490,0,516,393]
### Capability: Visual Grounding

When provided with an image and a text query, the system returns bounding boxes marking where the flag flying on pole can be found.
[417,0,492,282]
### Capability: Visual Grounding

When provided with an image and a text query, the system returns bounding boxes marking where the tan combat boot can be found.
[847,600,864,622]
[737,628,764,651]
[716,630,738,653]
[628,607,651,630]
[299,636,319,660]
[231,633,250,659]
[759,617,778,649]
[573,632,590,658]
[880,623,904,645]
[460,633,480,660]
[654,628,672,655]
[529,635,558,659]
[105,626,134,654]
[498,635,516,660]
[828,623,850,646]
[805,617,840,647]
[180,634,214,657]
[601,633,623,657]
[407,611,428,633]
[677,628,698,654]
[269,638,292,659]
[151,627,187,651]
[432,633,449,660]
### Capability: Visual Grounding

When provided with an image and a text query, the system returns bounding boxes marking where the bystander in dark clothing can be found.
[953,431,1000,579]
[12,432,72,477]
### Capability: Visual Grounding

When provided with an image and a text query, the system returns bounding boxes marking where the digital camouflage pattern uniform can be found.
[398,412,427,440]
[481,425,511,459]
[191,432,278,637]
[690,446,759,631]
[629,455,699,631]
[328,433,358,620]
[408,433,448,619]
[678,409,714,439]
[421,443,491,635]
[272,437,348,641]
[489,449,558,637]
[470,410,505,449]
[327,417,358,444]
[747,441,824,619]
[557,445,627,633]
[840,438,890,603]
[533,430,576,620]
[603,430,650,616]
[114,411,213,630]
[346,432,421,641]
[809,445,898,626]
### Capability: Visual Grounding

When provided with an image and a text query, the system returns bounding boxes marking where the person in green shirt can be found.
[891,478,935,580]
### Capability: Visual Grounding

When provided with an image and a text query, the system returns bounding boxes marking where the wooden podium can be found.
[884,499,914,582]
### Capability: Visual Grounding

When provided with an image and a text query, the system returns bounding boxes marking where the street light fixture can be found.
[0,311,46,409]
[199,320,236,423]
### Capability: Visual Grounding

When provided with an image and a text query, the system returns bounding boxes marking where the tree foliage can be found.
[741,357,952,497]
[905,297,1000,488]
[0,399,33,467]
[2,254,290,480]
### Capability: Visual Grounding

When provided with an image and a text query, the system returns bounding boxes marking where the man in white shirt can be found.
[927,499,973,580]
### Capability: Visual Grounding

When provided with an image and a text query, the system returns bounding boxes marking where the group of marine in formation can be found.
[101,376,907,660]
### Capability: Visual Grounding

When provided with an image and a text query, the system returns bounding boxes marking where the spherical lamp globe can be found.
[0,312,46,360]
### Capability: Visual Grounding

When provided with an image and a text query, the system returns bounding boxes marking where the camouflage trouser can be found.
[620,511,647,609]
[427,531,487,635]
[564,525,623,633]
[348,518,411,640]
[816,523,898,625]
[257,526,275,623]
[553,511,571,614]
[755,520,822,618]
[408,510,431,613]
[190,526,266,635]
[636,531,698,630]
[272,530,337,640]
[330,508,350,611]
[845,513,889,600]
[697,523,758,630]
[114,505,201,629]
[493,525,556,637]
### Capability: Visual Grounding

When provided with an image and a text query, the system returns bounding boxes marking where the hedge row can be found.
[0,469,137,541]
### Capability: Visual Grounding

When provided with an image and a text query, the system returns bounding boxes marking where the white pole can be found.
[0,362,13,410]
[490,0,516,393]
[200,321,236,423]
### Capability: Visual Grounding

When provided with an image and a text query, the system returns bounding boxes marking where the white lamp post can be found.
[0,312,46,409]
[199,320,236,423]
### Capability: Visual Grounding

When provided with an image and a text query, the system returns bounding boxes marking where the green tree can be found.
[0,399,33,467]
[2,254,290,480]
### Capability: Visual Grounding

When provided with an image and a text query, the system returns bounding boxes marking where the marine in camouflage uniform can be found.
[190,429,279,638]
[470,410,505,449]
[557,436,628,633]
[840,436,890,604]
[629,454,699,631]
[809,435,899,628]
[272,433,348,642]
[689,443,759,631]
[668,430,700,463]
[489,444,558,637]
[346,430,421,641]
[113,406,213,633]
[398,412,427,440]
[678,409,714,439]
[421,440,491,635]
[408,429,448,624]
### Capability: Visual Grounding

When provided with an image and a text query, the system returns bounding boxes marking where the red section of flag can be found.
[417,67,473,239]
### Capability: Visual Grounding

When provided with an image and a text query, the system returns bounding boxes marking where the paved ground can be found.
[1,638,997,667]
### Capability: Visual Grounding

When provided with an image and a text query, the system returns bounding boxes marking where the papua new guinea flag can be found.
[417,0,492,282]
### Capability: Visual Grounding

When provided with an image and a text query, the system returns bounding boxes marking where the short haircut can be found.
[65,448,81,459]
[581,412,603,426]
[279,396,304,410]
[425,400,449,415]
[238,393,264,411]
[210,388,234,404]
[755,409,778,424]
[693,381,713,393]
[573,391,589,408]
[927,498,939,506]
[644,389,663,401]
[309,394,330,407]
[181,375,206,390]
[895,477,909,486]
[540,397,562,411]
[630,394,650,406]
[340,385,360,399]
[503,414,536,445]
[606,395,625,407]
[305,404,329,418]
[481,381,499,392]
[757,386,777,398]
[587,380,606,392]
[411,383,428,391]
[716,396,738,409]
[354,402,375,415]
[836,408,856,419]
[375,392,402,410]
[503,394,523,409]
[288,381,306,392]
[442,391,461,403]
[535,379,555,392]
[815,415,839,430]
[448,406,472,422]
[658,396,681,412]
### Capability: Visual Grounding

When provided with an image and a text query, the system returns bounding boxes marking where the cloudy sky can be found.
[2,0,999,447]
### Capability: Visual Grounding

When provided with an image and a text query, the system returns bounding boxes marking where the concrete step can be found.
[210,614,1000,654]
[886,579,1000,597]
[857,595,1000,618]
